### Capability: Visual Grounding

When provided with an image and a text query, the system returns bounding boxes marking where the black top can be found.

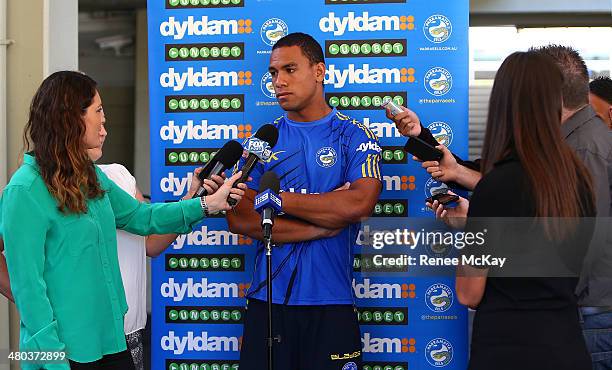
[466,156,595,370]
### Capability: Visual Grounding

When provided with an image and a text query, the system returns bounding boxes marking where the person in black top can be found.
[452,51,597,370]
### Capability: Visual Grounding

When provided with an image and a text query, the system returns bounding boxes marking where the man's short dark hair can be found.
[590,76,612,104]
[272,32,324,65]
[530,44,589,110]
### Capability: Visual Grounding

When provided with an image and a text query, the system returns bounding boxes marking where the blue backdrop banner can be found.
[148,0,469,369]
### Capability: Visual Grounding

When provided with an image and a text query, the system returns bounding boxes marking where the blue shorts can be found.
[239,299,362,370]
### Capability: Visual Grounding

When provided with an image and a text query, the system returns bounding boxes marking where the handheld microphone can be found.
[193,140,243,198]
[253,171,282,240]
[227,124,279,206]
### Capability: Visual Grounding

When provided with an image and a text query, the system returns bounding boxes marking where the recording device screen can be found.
[404,137,443,162]
[425,192,459,206]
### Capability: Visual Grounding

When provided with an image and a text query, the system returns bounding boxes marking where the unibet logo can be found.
[320,12,415,36]
[325,64,412,88]
[160,16,252,40]
[160,120,252,144]
[160,67,252,91]
[383,175,416,191]
[362,333,416,354]
[381,146,407,164]
[327,92,405,110]
[173,225,252,249]
[160,278,249,301]
[161,331,240,354]
[363,364,407,370]
[352,278,415,299]
[362,117,401,138]
[168,362,239,370]
[358,307,407,325]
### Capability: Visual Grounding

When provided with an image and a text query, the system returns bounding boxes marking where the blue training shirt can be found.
[240,108,382,305]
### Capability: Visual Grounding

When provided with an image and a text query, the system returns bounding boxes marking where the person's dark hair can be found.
[480,51,593,238]
[272,32,324,65]
[590,76,612,104]
[530,44,589,110]
[23,71,104,214]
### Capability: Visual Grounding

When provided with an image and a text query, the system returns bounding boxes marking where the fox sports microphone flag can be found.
[148,0,469,369]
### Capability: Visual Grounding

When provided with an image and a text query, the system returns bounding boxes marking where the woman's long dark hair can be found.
[23,71,104,214]
[480,51,593,238]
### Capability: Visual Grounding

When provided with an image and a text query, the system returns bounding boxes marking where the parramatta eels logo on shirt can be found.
[425,338,453,367]
[260,18,288,46]
[425,283,454,312]
[423,15,452,44]
[316,147,337,168]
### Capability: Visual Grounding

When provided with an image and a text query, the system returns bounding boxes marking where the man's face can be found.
[589,93,612,129]
[268,45,325,112]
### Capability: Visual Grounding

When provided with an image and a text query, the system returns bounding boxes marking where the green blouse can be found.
[1,154,204,368]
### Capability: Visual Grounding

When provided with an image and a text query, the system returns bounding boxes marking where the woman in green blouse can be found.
[0,71,246,369]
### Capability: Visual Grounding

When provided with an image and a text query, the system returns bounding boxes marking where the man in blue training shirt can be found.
[227,32,382,370]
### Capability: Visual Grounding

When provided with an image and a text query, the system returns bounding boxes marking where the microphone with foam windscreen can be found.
[253,171,282,240]
[193,140,243,198]
[227,124,279,206]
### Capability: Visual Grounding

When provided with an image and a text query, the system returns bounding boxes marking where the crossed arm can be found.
[227,178,381,243]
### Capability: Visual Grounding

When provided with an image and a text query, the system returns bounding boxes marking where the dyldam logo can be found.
[352,278,415,299]
[160,67,252,91]
[172,225,252,249]
[319,12,415,37]
[383,175,416,191]
[362,333,416,354]
[160,172,193,196]
[160,277,248,301]
[160,16,252,40]
[325,64,412,89]
[159,120,251,144]
[161,331,240,355]
[362,117,402,138]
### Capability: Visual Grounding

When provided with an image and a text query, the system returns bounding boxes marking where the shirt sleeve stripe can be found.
[374,154,382,180]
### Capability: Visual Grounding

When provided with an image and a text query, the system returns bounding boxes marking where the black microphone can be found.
[193,140,243,198]
[227,124,279,206]
[253,171,282,240]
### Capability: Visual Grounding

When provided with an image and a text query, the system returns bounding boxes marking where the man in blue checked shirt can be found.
[227,32,382,370]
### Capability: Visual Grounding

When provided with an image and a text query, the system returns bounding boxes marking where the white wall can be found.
[44,0,78,76]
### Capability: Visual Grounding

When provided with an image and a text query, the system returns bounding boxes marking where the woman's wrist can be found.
[200,196,210,217]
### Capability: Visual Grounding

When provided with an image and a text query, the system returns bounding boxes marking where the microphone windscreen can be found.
[215,140,244,169]
[259,171,280,194]
[254,124,279,147]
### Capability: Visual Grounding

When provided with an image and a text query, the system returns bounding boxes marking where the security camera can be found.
[94,34,133,56]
